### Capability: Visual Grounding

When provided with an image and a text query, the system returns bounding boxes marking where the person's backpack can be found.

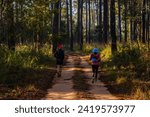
[55,49,64,60]
[92,56,97,62]
[91,55,98,62]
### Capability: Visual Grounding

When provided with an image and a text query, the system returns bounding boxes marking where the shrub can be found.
[111,46,141,69]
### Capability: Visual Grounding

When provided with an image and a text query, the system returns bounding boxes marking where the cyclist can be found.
[90,48,101,83]
[54,43,65,77]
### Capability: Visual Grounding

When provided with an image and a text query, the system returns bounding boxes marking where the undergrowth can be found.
[0,44,56,99]
[83,42,150,99]
[100,43,150,99]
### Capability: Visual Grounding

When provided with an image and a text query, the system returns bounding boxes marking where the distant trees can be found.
[0,0,149,52]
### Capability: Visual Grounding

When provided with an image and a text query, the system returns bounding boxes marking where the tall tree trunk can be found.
[88,0,91,43]
[96,0,99,26]
[142,0,146,43]
[0,0,4,43]
[5,0,15,51]
[118,0,122,42]
[50,3,54,30]
[103,0,108,43]
[147,0,150,49]
[111,0,117,53]
[85,0,88,43]
[130,0,133,41]
[99,0,102,42]
[145,0,149,43]
[69,0,73,50]
[77,0,80,44]
[124,0,127,42]
[80,0,83,50]
[92,1,95,29]
[52,0,60,53]
[66,0,69,42]
[59,0,61,33]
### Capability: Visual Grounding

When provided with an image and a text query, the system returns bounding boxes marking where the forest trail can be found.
[44,54,118,100]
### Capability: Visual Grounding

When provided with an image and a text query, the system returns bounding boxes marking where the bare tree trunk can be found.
[5,0,15,51]
[66,0,69,42]
[80,0,83,50]
[69,0,73,50]
[103,0,108,43]
[88,0,91,43]
[124,0,127,42]
[77,0,80,44]
[96,0,99,26]
[147,0,150,49]
[111,0,117,53]
[142,0,146,43]
[52,0,60,53]
[99,0,102,42]
[130,0,133,42]
[118,0,122,42]
[0,0,4,44]
[59,0,62,33]
[85,0,88,43]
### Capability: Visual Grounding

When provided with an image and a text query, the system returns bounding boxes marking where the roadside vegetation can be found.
[84,43,150,99]
[0,44,56,99]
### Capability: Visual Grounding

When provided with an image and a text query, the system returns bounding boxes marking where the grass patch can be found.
[0,44,56,99]
[100,43,150,99]
[0,67,56,99]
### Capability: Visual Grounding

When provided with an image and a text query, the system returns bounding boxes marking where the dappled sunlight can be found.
[64,67,91,72]
[45,92,77,100]
[44,55,119,100]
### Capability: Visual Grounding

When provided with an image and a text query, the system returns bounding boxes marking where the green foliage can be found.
[82,43,103,54]
[0,45,56,99]
[100,45,112,61]
[100,43,150,99]
[112,46,141,69]
[0,45,54,69]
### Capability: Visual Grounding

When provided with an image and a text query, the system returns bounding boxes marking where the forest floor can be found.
[44,54,118,100]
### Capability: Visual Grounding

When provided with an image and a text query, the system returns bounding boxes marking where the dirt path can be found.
[44,54,118,100]
[44,55,76,100]
[80,56,118,100]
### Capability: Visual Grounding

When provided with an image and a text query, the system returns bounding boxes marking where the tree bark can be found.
[124,0,127,42]
[142,0,146,43]
[5,0,15,51]
[103,0,108,43]
[85,0,88,43]
[69,0,73,50]
[88,0,91,43]
[111,0,117,53]
[52,0,60,53]
[118,0,122,42]
[66,0,69,42]
[99,0,102,42]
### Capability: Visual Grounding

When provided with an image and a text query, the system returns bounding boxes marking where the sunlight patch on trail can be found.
[44,56,76,100]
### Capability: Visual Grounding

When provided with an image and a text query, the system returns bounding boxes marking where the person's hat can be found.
[57,43,62,49]
[92,48,99,53]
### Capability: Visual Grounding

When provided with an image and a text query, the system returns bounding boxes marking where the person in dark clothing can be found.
[54,43,65,77]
